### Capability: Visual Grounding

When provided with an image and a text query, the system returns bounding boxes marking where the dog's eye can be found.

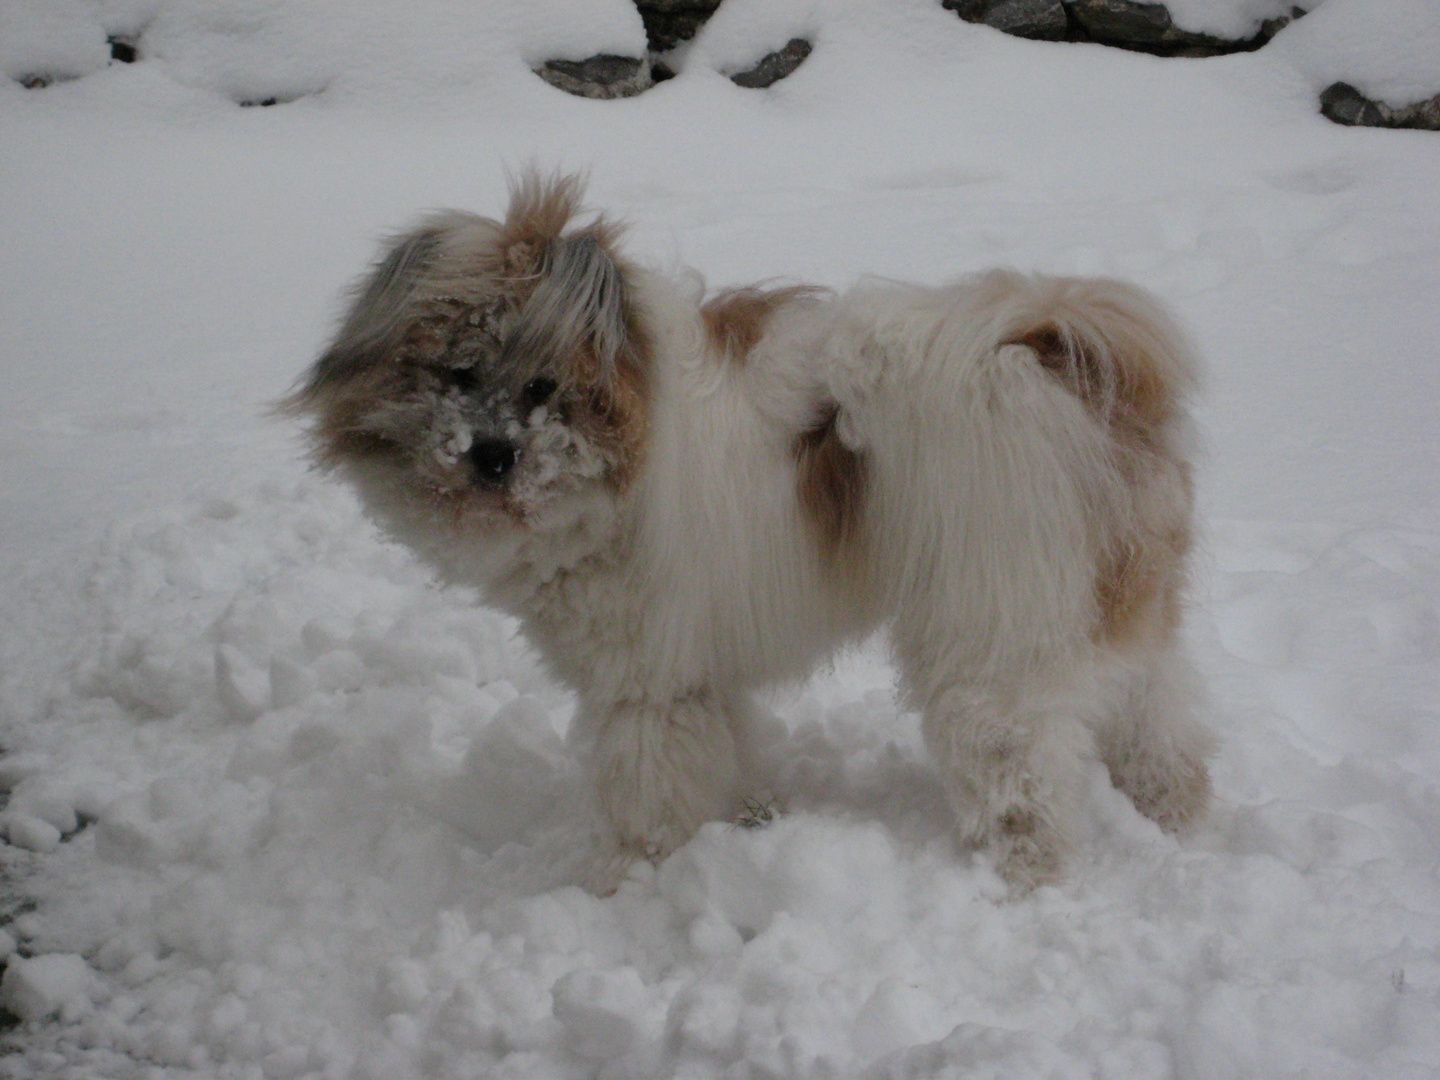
[519,377,558,409]
[448,365,478,392]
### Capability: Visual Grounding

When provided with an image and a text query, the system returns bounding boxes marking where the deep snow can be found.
[2,1,1439,1077]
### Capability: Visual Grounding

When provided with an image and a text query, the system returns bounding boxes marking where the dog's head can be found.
[282,174,651,582]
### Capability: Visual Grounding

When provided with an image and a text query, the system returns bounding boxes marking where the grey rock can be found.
[730,38,813,89]
[1319,82,1386,127]
[1067,0,1303,54]
[536,54,653,99]
[943,0,1069,42]
[1321,82,1440,131]
[944,0,1306,56]
[1068,0,1176,47]
[108,36,139,64]
[636,0,723,11]
[636,0,724,53]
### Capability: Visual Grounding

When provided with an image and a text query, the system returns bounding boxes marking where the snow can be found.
[0,0,646,99]
[1271,0,1440,106]
[1161,0,1299,39]
[0,954,95,1024]
[2,0,1439,1077]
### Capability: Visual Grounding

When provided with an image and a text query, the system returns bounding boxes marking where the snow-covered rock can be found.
[1273,0,1440,127]
[946,0,1303,54]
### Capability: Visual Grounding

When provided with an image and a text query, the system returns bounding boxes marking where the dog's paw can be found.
[1122,755,1213,833]
[584,844,639,897]
[988,806,1068,895]
[1105,726,1214,834]
[583,838,668,897]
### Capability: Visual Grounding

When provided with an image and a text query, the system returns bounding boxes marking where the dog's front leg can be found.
[584,690,742,895]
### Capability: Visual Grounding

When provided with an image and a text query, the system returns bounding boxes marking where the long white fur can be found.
[292,181,1215,895]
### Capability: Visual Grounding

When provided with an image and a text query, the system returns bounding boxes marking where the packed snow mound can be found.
[1272,0,1440,106]
[0,0,109,85]
[1160,0,1301,39]
[7,0,1440,112]
[0,0,646,101]
[2,484,1438,1077]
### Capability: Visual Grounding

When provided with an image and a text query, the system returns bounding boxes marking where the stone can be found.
[636,0,725,54]
[944,0,1301,56]
[943,0,1069,42]
[1069,0,1177,48]
[730,38,813,89]
[536,54,653,99]
[1320,83,1440,131]
[1319,82,1386,128]
[1066,0,1293,55]
[108,36,138,64]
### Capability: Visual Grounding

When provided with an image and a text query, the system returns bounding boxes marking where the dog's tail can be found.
[986,270,1198,431]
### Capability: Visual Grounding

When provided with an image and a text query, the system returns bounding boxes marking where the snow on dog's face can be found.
[282,175,650,574]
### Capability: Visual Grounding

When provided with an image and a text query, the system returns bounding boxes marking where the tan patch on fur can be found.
[794,406,867,563]
[1094,450,1194,648]
[701,285,824,364]
[575,335,652,492]
[1011,323,1172,434]
[496,173,624,282]
[1009,319,1195,648]
[500,174,584,266]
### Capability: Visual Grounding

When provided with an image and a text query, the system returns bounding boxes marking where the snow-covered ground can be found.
[2,1,1439,1076]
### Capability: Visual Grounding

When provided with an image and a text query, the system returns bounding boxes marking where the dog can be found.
[282,173,1214,894]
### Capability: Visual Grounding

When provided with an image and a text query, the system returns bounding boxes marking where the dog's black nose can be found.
[469,438,517,485]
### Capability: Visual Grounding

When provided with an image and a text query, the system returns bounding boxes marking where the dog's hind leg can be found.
[1094,646,1214,832]
[909,666,1096,893]
[583,689,743,895]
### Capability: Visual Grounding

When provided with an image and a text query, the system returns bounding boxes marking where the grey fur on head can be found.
[307,226,446,396]
[502,233,630,391]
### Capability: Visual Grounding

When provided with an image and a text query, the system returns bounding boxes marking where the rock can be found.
[1319,83,1386,128]
[1067,0,1251,54]
[1069,0,1173,47]
[1320,83,1440,131]
[730,39,813,89]
[945,0,1303,56]
[536,55,653,99]
[108,36,138,64]
[636,0,724,54]
[943,0,1069,42]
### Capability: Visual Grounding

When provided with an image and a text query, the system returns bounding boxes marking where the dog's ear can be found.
[502,233,636,390]
[281,219,460,413]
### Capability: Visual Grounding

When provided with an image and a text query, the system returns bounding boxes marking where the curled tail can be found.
[984,270,1199,433]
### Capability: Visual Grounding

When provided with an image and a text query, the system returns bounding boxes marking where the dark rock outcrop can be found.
[636,0,725,53]
[1320,83,1440,132]
[536,54,653,99]
[943,0,1068,42]
[730,38,813,89]
[947,0,1305,57]
[1070,0,1207,52]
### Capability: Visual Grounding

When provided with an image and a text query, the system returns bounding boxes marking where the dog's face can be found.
[283,176,650,575]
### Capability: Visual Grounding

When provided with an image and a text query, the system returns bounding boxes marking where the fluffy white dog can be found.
[284,174,1214,893]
